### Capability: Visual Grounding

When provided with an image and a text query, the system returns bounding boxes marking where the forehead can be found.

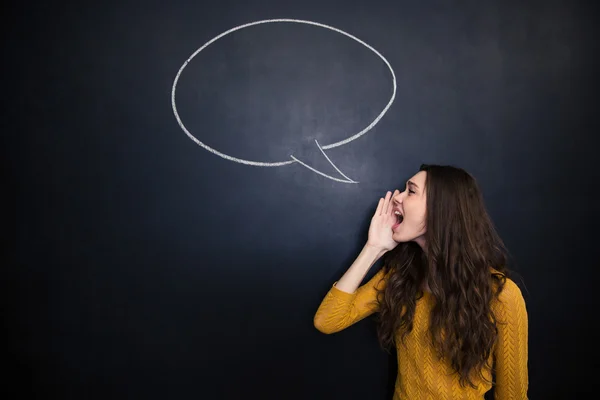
[408,171,427,187]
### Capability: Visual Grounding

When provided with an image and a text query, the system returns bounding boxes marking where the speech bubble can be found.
[171,18,396,183]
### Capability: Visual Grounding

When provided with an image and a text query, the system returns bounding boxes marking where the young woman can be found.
[314,164,528,399]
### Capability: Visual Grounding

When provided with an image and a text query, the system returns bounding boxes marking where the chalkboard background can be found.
[3,0,596,398]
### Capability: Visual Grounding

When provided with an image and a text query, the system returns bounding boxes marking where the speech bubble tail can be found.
[290,140,359,184]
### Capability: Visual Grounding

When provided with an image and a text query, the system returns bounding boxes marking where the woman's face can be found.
[391,170,427,248]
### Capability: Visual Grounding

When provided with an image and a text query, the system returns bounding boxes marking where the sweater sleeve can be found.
[313,268,388,334]
[492,278,529,399]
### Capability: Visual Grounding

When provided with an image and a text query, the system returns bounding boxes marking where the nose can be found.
[392,190,404,205]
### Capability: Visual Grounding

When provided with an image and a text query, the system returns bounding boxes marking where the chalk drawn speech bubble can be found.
[171,18,396,183]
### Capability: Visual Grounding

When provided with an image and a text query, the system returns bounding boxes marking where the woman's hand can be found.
[367,190,399,252]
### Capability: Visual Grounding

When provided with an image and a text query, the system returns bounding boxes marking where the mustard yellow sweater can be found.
[314,268,528,399]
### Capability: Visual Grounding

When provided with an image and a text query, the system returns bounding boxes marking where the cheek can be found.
[406,201,425,220]
[407,201,427,225]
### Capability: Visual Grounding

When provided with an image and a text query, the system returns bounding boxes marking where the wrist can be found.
[364,243,388,260]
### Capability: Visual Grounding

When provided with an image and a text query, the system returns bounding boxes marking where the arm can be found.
[313,244,388,334]
[314,190,398,334]
[493,279,529,399]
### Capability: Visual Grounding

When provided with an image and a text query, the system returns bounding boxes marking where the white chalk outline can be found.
[291,140,358,183]
[171,18,396,181]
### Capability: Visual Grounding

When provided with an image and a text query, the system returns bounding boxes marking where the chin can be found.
[391,232,409,243]
[393,231,423,245]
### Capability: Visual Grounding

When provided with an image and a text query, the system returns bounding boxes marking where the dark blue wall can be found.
[4,0,595,398]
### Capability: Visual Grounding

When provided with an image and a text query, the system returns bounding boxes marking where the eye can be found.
[408,189,415,194]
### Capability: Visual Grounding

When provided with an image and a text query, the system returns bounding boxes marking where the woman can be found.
[314,164,528,399]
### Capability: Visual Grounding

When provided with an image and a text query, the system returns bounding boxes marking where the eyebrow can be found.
[407,180,419,189]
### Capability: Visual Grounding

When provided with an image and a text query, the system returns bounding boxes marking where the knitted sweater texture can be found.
[314,268,528,399]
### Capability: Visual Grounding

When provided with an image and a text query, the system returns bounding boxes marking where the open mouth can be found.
[393,210,404,229]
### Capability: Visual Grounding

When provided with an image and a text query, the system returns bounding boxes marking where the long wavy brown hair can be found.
[375,164,509,389]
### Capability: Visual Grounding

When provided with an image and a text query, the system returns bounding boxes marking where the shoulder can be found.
[490,272,527,318]
[494,272,522,297]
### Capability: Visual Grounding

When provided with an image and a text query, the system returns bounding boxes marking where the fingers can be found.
[376,190,398,217]
[385,190,400,216]
[375,197,383,216]
[382,191,392,215]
